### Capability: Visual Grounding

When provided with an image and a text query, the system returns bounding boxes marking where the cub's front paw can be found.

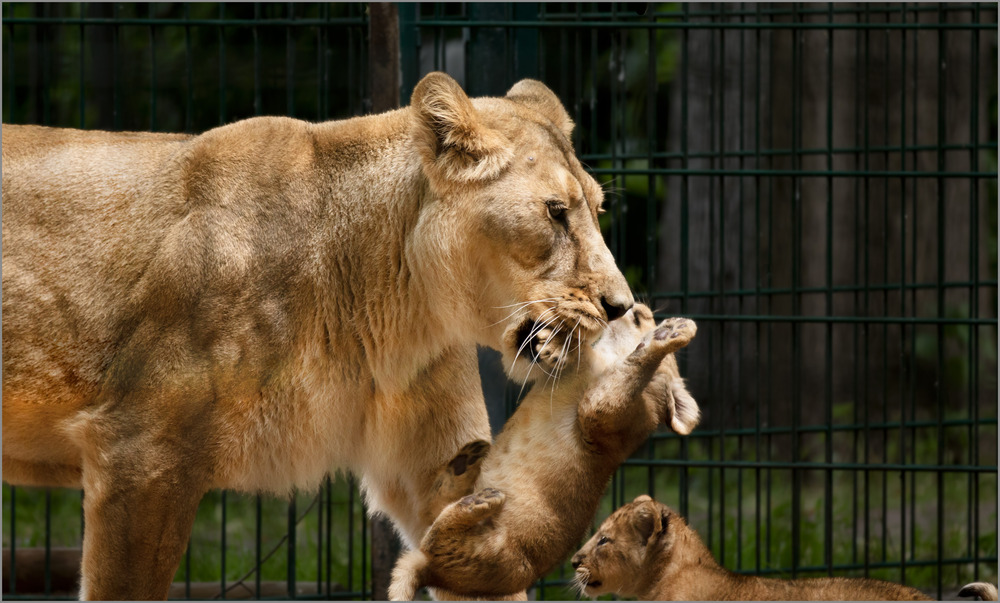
[651,317,697,352]
[533,326,573,371]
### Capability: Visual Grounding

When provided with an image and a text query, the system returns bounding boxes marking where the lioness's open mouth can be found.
[513,318,541,359]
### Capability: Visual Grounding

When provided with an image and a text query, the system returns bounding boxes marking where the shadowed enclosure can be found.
[2,2,996,600]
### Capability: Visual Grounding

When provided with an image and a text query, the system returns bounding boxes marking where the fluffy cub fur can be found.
[571,495,934,601]
[389,304,699,600]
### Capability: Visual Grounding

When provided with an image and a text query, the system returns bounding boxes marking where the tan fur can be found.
[388,305,700,600]
[1,72,634,600]
[571,495,933,601]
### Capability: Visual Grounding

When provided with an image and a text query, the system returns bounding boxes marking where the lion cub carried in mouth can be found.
[388,305,699,600]
[571,495,937,601]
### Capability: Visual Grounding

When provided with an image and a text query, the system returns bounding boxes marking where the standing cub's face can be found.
[571,494,674,598]
[408,74,632,382]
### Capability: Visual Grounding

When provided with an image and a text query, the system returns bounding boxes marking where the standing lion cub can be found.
[389,304,700,600]
[572,495,944,601]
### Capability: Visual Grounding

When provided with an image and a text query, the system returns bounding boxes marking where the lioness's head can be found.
[408,72,632,382]
[571,494,677,599]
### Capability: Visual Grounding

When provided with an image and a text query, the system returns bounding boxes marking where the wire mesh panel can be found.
[3,2,998,601]
[1,3,373,599]
[398,3,998,600]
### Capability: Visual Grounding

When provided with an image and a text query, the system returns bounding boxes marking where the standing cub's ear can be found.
[506,79,575,140]
[410,72,512,185]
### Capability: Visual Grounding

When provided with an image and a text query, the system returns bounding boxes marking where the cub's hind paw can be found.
[449,440,491,476]
[458,487,506,514]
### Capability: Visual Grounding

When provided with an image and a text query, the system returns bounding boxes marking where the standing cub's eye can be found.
[597,535,611,546]
[546,199,568,222]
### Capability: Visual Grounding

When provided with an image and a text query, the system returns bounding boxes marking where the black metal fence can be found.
[3,3,997,600]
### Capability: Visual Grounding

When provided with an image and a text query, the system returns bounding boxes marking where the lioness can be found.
[571,495,933,601]
[389,305,700,600]
[1,72,634,600]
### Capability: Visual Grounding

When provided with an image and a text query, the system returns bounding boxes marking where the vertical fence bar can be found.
[44,489,51,596]
[218,4,226,124]
[934,7,946,597]
[881,10,891,570]
[78,13,85,127]
[898,2,909,586]
[678,1,690,521]
[10,486,16,595]
[790,1,802,580]
[255,495,262,599]
[253,3,261,116]
[968,2,981,583]
[287,497,297,598]
[286,3,295,117]
[221,491,227,598]
[149,3,156,131]
[185,4,193,132]
[754,2,763,576]
[736,7,746,572]
[765,3,775,568]
[824,1,835,578]
[908,7,918,568]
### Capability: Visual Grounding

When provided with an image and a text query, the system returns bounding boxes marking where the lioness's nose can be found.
[601,294,633,322]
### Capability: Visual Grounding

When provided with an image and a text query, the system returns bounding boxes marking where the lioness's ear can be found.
[667,380,700,436]
[410,72,512,184]
[506,79,575,140]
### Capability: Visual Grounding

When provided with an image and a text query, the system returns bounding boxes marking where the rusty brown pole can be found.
[367,4,403,600]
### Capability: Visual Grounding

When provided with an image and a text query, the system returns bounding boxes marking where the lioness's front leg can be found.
[79,436,208,600]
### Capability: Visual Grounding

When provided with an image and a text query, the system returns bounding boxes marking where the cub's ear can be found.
[410,72,512,185]
[633,500,664,546]
[632,494,653,504]
[506,79,575,140]
[666,379,700,436]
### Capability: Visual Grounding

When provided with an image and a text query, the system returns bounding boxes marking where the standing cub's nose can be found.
[601,295,633,322]
[571,553,584,569]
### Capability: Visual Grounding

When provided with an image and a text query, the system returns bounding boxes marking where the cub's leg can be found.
[425,487,506,537]
[579,318,697,442]
[427,439,491,520]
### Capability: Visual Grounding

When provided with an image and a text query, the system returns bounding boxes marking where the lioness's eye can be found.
[546,200,568,222]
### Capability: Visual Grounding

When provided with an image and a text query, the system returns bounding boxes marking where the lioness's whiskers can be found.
[492,297,562,310]
[486,297,562,329]
[509,309,560,373]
